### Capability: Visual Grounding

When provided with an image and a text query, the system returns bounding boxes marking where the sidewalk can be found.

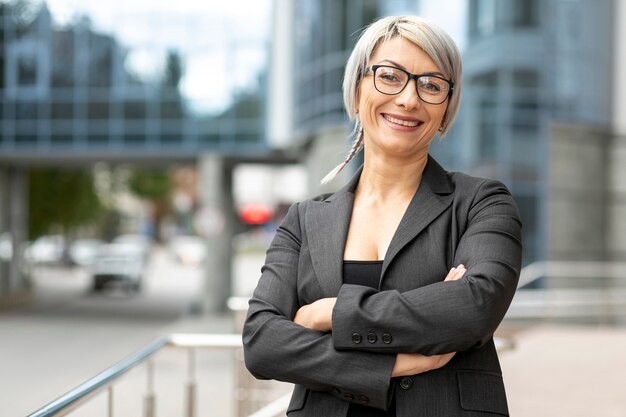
[498,325,626,417]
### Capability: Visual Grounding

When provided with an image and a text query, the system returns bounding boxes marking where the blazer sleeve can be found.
[331,179,523,355]
[243,203,397,411]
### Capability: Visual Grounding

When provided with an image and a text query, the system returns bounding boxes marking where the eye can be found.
[419,77,444,93]
[376,68,404,84]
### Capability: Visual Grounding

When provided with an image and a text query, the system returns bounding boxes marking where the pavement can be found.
[496,324,626,417]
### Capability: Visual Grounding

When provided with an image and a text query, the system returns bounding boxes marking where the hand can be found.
[293,297,337,332]
[444,264,466,282]
[391,351,456,377]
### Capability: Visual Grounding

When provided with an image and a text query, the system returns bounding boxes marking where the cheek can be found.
[427,107,447,127]
[360,95,379,119]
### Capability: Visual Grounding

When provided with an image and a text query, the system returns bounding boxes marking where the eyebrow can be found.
[378,59,447,78]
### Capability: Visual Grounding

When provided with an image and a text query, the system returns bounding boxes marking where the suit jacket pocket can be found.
[287,385,309,414]
[457,371,509,416]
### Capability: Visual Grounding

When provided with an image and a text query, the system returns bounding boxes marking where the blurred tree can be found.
[163,49,183,88]
[129,170,172,241]
[159,49,185,145]
[129,170,170,200]
[28,169,105,239]
[161,50,184,115]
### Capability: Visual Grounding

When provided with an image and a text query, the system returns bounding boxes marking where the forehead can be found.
[369,36,440,73]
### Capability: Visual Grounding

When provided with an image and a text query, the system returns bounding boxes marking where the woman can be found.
[243,15,522,417]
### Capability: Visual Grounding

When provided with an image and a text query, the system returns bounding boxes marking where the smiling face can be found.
[356,36,450,159]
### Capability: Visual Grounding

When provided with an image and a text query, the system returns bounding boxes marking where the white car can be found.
[112,234,153,263]
[168,235,208,267]
[24,235,66,265]
[91,243,145,292]
[69,239,104,267]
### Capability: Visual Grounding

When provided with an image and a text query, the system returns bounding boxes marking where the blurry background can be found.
[1,0,625,416]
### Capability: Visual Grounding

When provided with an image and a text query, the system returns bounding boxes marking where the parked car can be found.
[112,234,153,263]
[69,239,104,267]
[91,243,145,292]
[23,235,66,265]
[168,235,208,267]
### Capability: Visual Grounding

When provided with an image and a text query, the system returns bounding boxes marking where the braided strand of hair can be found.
[320,122,364,185]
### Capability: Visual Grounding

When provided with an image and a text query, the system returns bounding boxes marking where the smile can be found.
[382,114,422,128]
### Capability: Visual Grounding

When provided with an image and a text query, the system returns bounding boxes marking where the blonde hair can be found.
[321,15,463,185]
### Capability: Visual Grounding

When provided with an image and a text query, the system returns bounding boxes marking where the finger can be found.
[444,267,457,281]
[445,265,466,281]
[452,265,466,280]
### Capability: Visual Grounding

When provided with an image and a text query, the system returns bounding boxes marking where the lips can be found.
[382,113,423,128]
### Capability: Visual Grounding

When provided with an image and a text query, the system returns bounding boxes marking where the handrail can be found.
[518,261,626,288]
[27,337,170,417]
[27,334,243,417]
[509,261,626,321]
[245,393,291,417]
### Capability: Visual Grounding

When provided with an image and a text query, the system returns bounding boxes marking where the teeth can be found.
[384,115,419,127]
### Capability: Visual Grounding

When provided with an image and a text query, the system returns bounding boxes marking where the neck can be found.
[357,149,429,201]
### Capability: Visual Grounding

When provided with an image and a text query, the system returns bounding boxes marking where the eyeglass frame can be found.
[361,65,455,105]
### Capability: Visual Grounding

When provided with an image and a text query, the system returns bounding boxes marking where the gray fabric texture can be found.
[243,155,522,416]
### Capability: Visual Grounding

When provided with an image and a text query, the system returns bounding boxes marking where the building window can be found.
[512,69,540,135]
[470,0,496,38]
[512,0,539,28]
[513,194,539,266]
[17,53,38,86]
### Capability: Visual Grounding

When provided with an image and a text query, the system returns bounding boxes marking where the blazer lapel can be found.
[381,156,454,279]
[306,168,361,296]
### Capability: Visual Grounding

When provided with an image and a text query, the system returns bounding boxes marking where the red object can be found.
[238,204,273,225]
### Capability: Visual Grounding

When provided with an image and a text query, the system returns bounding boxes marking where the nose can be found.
[394,78,421,110]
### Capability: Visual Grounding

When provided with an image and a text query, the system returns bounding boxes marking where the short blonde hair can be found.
[322,16,462,184]
[345,15,462,135]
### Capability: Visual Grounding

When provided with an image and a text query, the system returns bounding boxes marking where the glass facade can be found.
[469,0,539,39]
[448,0,614,266]
[0,1,271,159]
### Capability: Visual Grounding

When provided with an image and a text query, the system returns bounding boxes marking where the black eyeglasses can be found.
[362,65,454,105]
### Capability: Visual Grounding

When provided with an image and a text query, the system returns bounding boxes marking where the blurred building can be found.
[0,1,272,308]
[447,0,625,269]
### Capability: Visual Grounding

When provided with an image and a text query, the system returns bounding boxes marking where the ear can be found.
[354,82,362,115]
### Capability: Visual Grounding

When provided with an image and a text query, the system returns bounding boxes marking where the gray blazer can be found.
[243,156,522,417]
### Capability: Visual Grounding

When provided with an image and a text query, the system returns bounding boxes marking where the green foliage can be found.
[164,49,182,87]
[129,170,171,202]
[28,168,105,239]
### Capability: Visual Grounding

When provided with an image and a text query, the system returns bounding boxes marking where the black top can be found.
[343,260,396,417]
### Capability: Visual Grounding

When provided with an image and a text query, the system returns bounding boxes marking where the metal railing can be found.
[508,261,626,322]
[27,333,290,417]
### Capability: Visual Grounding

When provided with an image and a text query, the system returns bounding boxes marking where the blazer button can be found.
[382,333,392,344]
[351,333,362,344]
[358,395,370,404]
[343,392,354,401]
[399,377,413,390]
[367,332,377,343]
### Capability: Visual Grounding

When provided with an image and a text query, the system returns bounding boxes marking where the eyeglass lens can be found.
[373,66,450,104]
